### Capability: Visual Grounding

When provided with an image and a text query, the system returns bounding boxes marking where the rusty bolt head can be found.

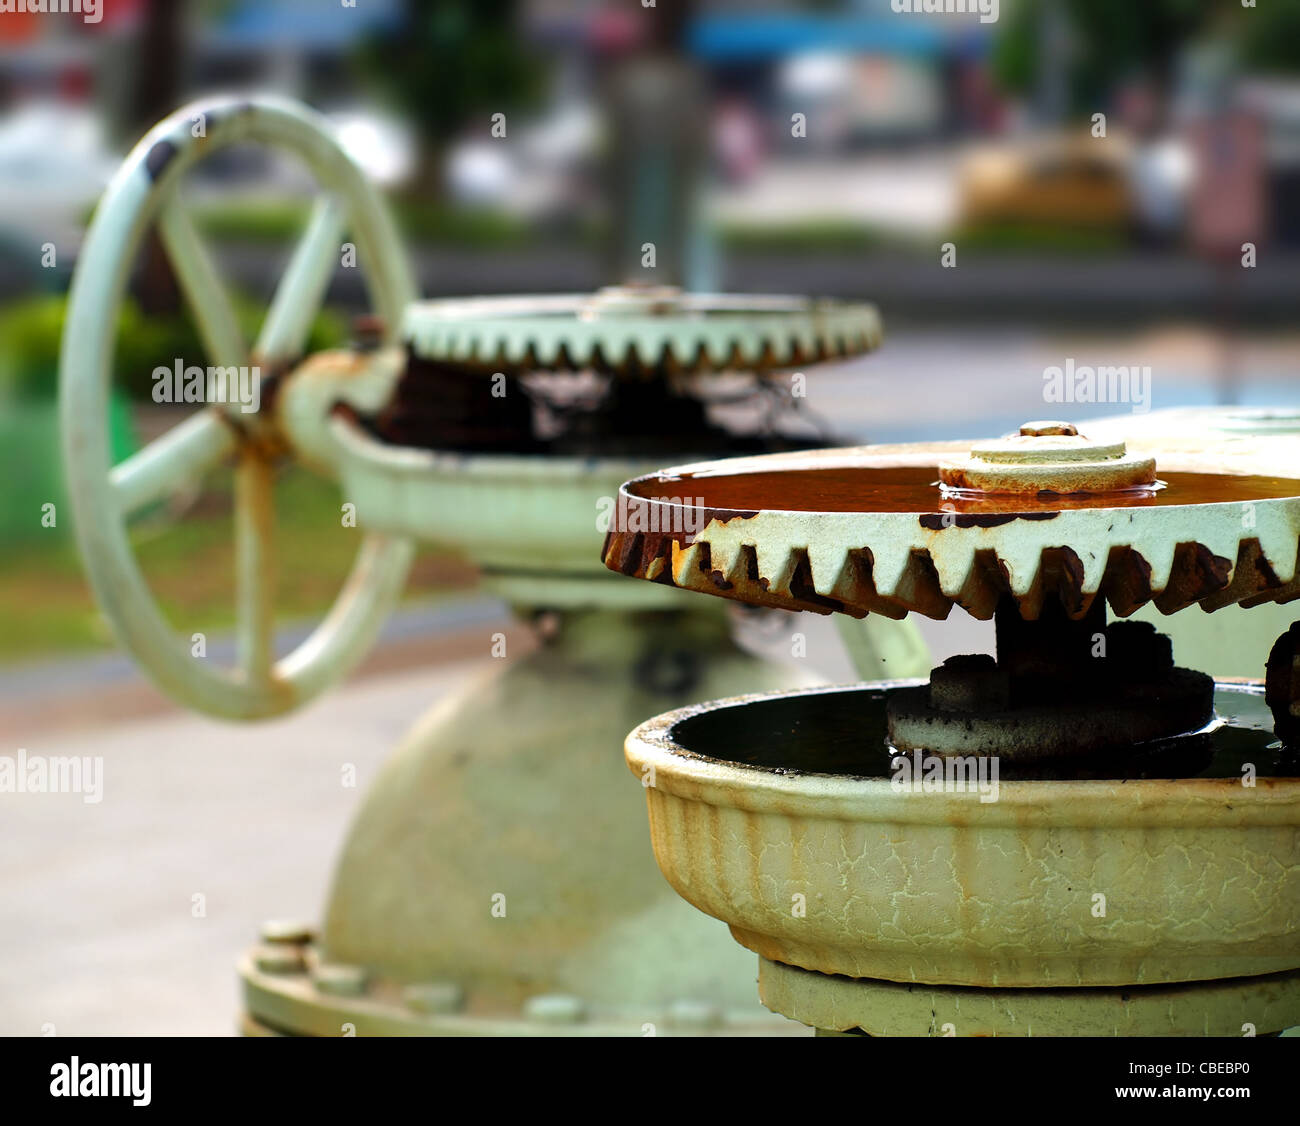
[259,920,315,945]
[523,994,587,1024]
[402,982,465,1016]
[667,999,723,1030]
[253,945,307,976]
[1019,421,1078,437]
[312,962,371,997]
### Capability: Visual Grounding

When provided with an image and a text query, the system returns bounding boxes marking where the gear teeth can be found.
[1053,548,1096,619]
[1097,547,1150,618]
[951,549,1008,620]
[1240,538,1300,609]
[862,542,912,602]
[1002,539,1050,601]
[670,541,710,592]
[1200,539,1273,611]
[1077,546,1109,597]
[807,541,846,597]
[703,538,743,589]
[1153,542,1233,614]
[753,542,799,599]
[1141,540,1180,596]
[697,542,734,593]
[822,549,910,621]
[603,525,1300,621]
[1258,527,1299,585]
[888,550,948,618]
[1242,575,1300,609]
[788,550,848,612]
[1014,546,1092,622]
[602,485,1300,622]
[404,295,882,374]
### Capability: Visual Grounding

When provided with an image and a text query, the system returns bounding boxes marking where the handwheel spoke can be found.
[111,409,238,518]
[157,197,247,367]
[255,194,349,365]
[234,451,276,683]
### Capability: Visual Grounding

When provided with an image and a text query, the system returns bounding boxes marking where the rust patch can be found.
[1254,548,1281,588]
[1099,545,1154,618]
[708,508,761,525]
[1054,547,1088,618]
[619,533,646,576]
[919,511,1060,531]
[1154,542,1233,614]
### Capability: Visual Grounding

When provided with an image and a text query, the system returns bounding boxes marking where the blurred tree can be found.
[1239,3,1300,74]
[356,0,543,196]
[993,0,1211,121]
[129,0,186,317]
[128,0,184,136]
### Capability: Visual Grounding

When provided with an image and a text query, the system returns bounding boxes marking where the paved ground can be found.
[710,154,960,234]
[0,660,471,1036]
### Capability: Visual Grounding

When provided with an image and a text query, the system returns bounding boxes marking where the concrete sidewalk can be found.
[0,659,483,1036]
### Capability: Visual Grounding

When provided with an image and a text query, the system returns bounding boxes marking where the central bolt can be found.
[1019,420,1078,437]
[939,420,1156,495]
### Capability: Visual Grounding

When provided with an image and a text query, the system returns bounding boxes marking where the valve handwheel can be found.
[60,96,418,719]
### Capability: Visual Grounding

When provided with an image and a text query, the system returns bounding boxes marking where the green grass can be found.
[946,220,1130,255]
[717,219,928,254]
[719,218,1132,255]
[184,197,1138,258]
[0,293,349,404]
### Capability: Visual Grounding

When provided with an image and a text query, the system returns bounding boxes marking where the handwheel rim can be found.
[60,96,416,719]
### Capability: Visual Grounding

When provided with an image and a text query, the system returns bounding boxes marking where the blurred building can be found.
[690,1,1004,150]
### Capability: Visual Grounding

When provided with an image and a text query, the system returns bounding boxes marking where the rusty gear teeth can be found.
[602,446,1300,622]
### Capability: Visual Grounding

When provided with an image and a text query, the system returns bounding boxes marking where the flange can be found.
[759,958,1300,1037]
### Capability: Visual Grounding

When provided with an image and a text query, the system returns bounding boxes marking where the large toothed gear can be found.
[602,427,1300,622]
[401,286,882,375]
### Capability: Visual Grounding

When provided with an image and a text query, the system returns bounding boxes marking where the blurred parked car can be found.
[959,131,1135,231]
[0,100,116,253]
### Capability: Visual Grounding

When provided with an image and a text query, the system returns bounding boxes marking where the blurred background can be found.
[2,0,1300,1033]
